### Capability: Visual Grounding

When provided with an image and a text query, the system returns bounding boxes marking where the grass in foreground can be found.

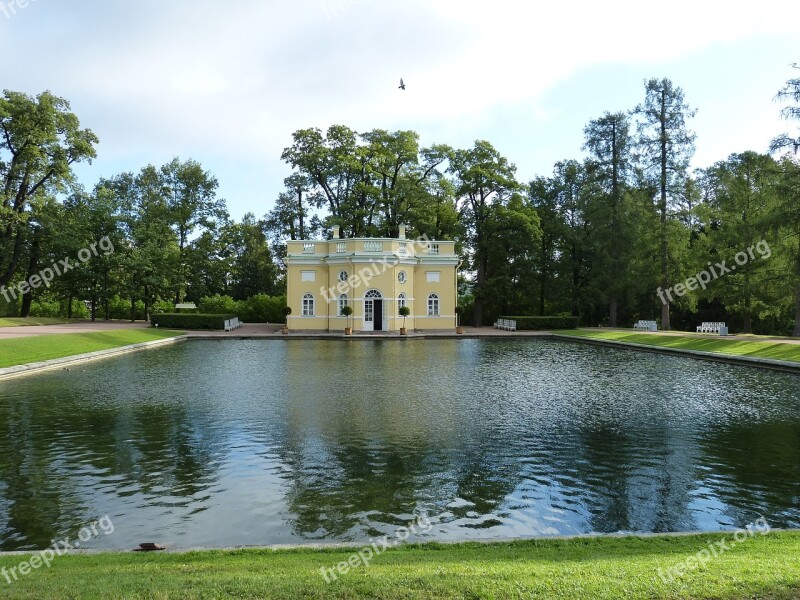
[0,317,74,327]
[0,329,182,368]
[1,533,800,599]
[556,329,800,363]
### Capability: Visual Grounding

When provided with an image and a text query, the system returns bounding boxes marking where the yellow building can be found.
[285,225,459,332]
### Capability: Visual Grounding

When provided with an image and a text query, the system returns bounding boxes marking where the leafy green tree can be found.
[770,70,800,335]
[583,112,634,326]
[160,158,227,303]
[0,90,98,289]
[229,213,280,299]
[699,152,783,332]
[633,78,696,330]
[448,140,525,326]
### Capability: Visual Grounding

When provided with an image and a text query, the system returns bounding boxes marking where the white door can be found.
[364,290,382,332]
[363,298,375,331]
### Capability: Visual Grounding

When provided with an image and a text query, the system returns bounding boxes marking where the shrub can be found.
[198,294,238,315]
[500,315,580,330]
[240,294,286,323]
[30,299,63,318]
[151,313,237,330]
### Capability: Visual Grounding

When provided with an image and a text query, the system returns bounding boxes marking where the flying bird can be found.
[398,78,406,90]
[791,62,799,69]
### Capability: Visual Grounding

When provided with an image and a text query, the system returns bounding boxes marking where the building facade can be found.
[285,226,459,332]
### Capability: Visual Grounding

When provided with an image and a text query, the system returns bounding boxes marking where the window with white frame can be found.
[397,293,406,311]
[302,293,315,316]
[338,270,348,282]
[338,294,348,316]
[427,293,439,316]
[397,270,407,284]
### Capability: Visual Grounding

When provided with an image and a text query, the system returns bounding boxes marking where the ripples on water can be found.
[1,339,799,550]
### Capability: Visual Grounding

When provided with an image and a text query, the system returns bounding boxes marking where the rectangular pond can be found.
[1,338,799,550]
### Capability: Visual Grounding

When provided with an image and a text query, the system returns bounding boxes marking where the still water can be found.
[1,338,799,550]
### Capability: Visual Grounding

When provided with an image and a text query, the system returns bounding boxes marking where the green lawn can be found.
[1,533,799,599]
[555,329,800,363]
[0,317,74,327]
[0,329,183,368]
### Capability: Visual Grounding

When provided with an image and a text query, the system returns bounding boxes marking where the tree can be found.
[770,69,800,335]
[633,78,696,330]
[0,90,98,289]
[160,158,226,303]
[448,140,524,326]
[583,112,633,326]
[699,152,783,333]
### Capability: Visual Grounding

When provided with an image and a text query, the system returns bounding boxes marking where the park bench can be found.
[493,318,517,331]
[633,320,658,332]
[224,317,243,332]
[696,321,728,335]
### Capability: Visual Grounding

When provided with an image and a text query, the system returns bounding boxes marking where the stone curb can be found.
[0,528,794,556]
[0,335,188,381]
[551,334,800,373]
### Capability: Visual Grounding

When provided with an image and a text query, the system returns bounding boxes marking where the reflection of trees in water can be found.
[698,423,800,528]
[566,422,700,533]
[0,389,222,550]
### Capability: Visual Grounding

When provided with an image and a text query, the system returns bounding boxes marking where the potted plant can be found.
[455,306,464,334]
[341,304,353,335]
[398,305,411,335]
[282,306,292,335]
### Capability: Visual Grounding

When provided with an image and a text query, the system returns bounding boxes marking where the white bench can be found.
[633,320,658,332]
[493,318,517,331]
[224,317,243,331]
[696,321,727,335]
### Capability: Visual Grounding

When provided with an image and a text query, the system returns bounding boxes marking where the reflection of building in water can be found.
[285,225,458,332]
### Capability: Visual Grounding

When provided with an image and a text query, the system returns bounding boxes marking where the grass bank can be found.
[0,329,182,368]
[0,317,73,327]
[556,329,800,363]
[1,532,799,599]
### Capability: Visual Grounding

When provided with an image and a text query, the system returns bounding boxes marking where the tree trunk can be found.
[20,292,33,318]
[130,297,136,322]
[19,232,42,318]
[609,297,618,328]
[794,248,800,337]
[67,294,73,319]
[659,90,671,331]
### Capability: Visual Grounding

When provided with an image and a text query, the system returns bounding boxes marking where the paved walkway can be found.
[0,320,150,339]
[3,321,799,344]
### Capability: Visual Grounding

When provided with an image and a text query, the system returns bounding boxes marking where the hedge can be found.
[151,313,238,330]
[500,316,580,330]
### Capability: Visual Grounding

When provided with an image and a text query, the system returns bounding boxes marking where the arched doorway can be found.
[364,289,383,332]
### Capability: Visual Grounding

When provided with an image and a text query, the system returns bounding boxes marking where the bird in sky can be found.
[790,62,799,69]
[398,78,406,90]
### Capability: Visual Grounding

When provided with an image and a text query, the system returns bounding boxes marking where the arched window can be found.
[427,294,439,316]
[397,293,407,311]
[338,294,348,316]
[302,293,315,316]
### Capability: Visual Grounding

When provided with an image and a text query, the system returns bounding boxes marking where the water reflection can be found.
[0,339,798,550]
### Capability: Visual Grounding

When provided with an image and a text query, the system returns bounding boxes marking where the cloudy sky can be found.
[2,0,798,220]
